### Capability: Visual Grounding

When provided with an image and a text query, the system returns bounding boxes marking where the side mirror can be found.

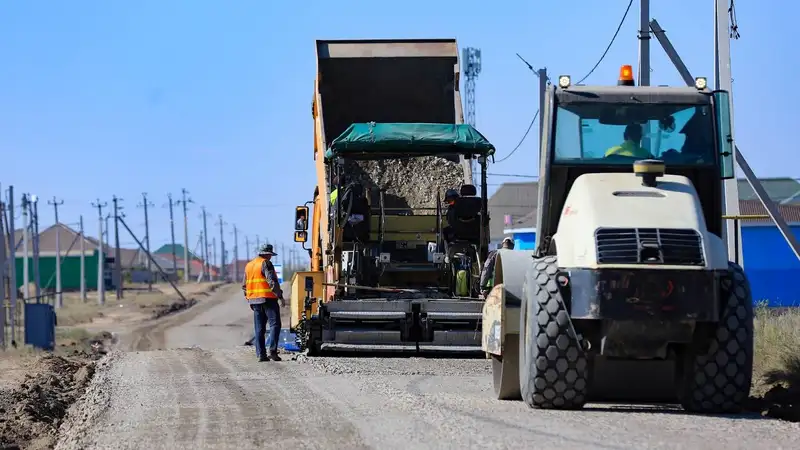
[712,90,735,180]
[295,206,309,231]
[294,231,308,243]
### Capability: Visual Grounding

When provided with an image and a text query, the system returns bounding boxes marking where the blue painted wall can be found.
[508,226,800,307]
[510,231,536,250]
[741,225,800,307]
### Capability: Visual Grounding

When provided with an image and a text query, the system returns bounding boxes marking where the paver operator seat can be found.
[449,184,482,243]
[339,181,371,243]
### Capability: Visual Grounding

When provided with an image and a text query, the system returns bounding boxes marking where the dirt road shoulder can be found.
[0,282,229,449]
[121,284,240,351]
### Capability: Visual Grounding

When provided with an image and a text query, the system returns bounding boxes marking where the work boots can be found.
[268,352,282,362]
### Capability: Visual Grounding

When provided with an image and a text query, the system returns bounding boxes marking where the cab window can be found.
[553,103,716,166]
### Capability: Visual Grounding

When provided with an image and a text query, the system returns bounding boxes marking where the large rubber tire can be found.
[677,262,754,413]
[519,255,590,409]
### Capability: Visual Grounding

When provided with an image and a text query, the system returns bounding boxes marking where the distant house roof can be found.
[488,181,538,241]
[81,235,143,269]
[738,200,800,225]
[154,243,201,261]
[0,222,175,271]
[3,223,97,258]
[737,177,800,204]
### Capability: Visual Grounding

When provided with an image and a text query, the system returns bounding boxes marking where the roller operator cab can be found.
[483,66,754,414]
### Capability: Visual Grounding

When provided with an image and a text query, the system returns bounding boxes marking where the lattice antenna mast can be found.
[462,47,482,180]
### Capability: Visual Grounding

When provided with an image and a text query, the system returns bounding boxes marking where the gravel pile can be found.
[343,156,465,213]
[54,354,118,450]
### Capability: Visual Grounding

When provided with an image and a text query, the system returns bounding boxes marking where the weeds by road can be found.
[750,305,800,421]
[56,281,225,326]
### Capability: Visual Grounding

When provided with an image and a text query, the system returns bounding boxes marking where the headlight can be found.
[694,77,708,90]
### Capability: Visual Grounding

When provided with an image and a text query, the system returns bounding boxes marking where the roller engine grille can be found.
[595,228,705,266]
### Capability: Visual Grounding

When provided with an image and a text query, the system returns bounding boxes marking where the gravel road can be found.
[55,287,800,450]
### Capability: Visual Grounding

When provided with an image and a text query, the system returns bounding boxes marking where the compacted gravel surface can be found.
[54,288,800,450]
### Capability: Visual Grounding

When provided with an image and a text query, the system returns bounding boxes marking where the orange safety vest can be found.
[244,256,277,300]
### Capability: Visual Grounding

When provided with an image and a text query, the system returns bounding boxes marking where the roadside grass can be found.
[2,281,225,353]
[32,281,224,327]
[752,302,800,397]
[2,327,104,358]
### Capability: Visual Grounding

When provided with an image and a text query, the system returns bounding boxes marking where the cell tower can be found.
[462,47,482,180]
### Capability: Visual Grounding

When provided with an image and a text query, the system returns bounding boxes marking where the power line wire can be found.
[487,172,538,179]
[496,0,633,165]
[494,109,539,164]
[575,0,634,85]
[728,0,740,39]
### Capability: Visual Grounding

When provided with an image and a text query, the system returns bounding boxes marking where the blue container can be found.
[24,303,56,351]
[277,328,300,352]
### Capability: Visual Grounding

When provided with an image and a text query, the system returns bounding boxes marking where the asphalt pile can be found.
[345,156,465,212]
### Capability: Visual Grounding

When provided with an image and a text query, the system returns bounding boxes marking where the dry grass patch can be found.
[49,281,224,327]
[751,304,800,421]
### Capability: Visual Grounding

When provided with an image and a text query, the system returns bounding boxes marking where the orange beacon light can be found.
[618,65,634,86]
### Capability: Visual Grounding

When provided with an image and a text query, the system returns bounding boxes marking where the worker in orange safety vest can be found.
[242,244,285,362]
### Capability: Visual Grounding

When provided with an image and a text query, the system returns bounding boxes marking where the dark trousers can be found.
[251,301,281,358]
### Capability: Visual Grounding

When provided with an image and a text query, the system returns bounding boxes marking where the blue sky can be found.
[1,0,794,265]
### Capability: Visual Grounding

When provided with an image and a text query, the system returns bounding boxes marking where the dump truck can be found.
[289,39,496,355]
[483,66,754,413]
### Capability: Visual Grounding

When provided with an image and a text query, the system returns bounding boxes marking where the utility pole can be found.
[31,195,41,301]
[232,225,240,281]
[198,231,204,280]
[21,194,29,300]
[245,236,250,260]
[217,215,226,280]
[92,200,107,305]
[0,185,6,349]
[638,0,651,87]
[638,0,652,152]
[255,235,260,252]
[48,197,65,308]
[212,236,217,280]
[715,0,742,264]
[178,189,193,282]
[537,68,548,144]
[104,213,111,251]
[138,193,154,291]
[112,195,123,299]
[201,207,209,280]
[7,186,17,342]
[166,193,178,275]
[79,215,86,301]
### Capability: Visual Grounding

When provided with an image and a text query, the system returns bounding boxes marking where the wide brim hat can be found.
[258,244,277,256]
